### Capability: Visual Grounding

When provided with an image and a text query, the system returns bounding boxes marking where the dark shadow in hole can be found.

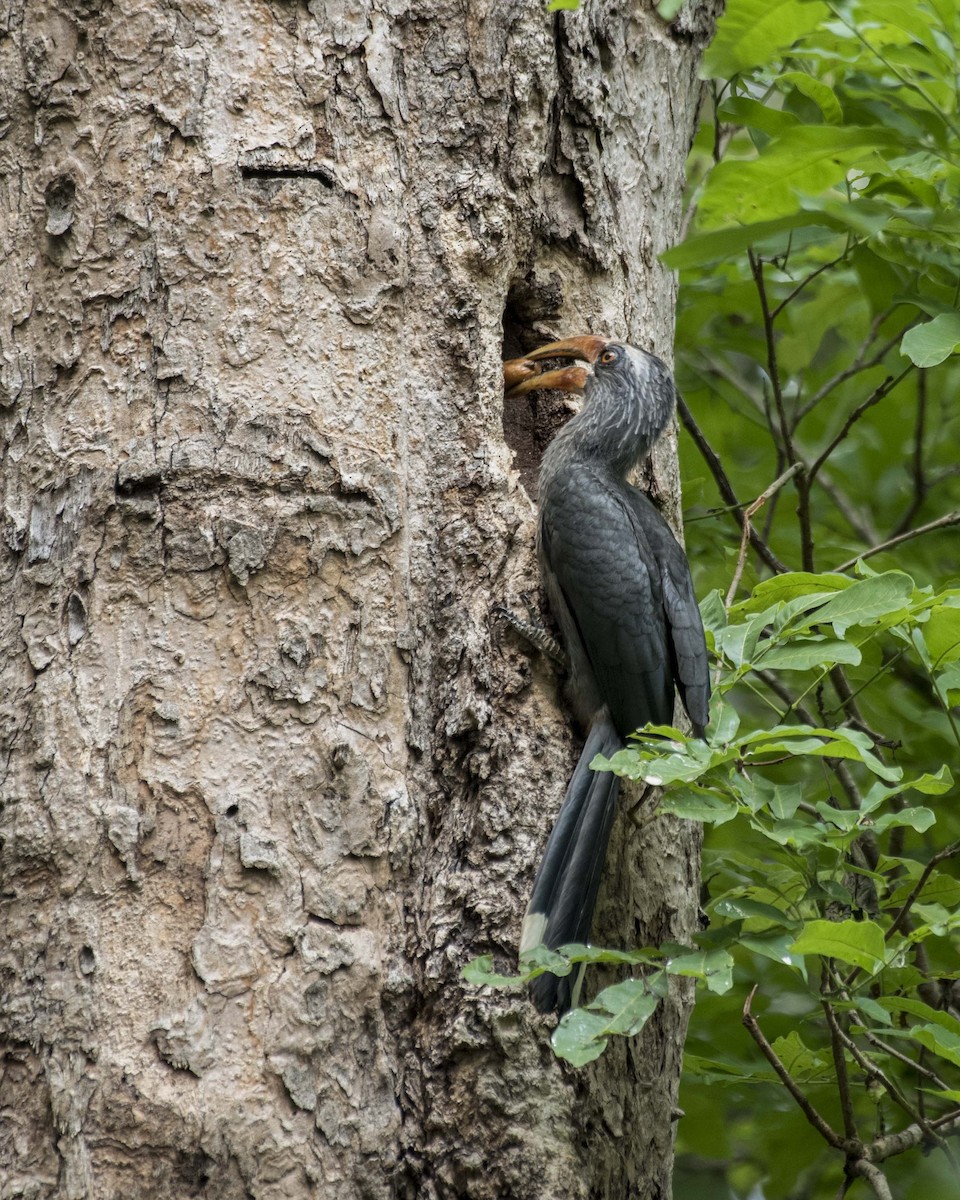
[501,275,573,498]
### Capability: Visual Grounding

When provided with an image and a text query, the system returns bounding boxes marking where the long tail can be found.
[520,716,622,1013]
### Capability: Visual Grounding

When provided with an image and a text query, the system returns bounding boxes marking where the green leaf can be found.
[733,572,850,616]
[790,918,886,972]
[551,1009,611,1066]
[876,997,960,1036]
[699,588,727,635]
[770,1031,832,1080]
[655,0,686,17]
[663,213,812,269]
[806,572,915,636]
[698,126,900,226]
[589,980,661,1036]
[900,312,960,367]
[884,1024,960,1070]
[660,788,740,825]
[546,0,580,9]
[780,70,842,124]
[713,897,794,926]
[923,605,960,666]
[462,956,523,989]
[869,806,936,834]
[702,0,829,77]
[551,984,660,1065]
[753,639,862,670]
[902,309,960,364]
[667,948,735,994]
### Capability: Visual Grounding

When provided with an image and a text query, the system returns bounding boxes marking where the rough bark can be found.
[0,1,719,1197]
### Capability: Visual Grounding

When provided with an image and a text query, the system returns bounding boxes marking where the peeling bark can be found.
[0,1,720,1197]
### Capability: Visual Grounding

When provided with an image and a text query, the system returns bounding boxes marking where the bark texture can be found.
[0,1,719,1197]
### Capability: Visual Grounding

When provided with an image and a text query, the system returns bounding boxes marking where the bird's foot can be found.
[493,600,567,668]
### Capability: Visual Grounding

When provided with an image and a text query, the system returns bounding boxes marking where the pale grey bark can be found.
[0,1,719,1197]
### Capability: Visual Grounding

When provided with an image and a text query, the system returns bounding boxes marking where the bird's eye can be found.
[600,349,618,365]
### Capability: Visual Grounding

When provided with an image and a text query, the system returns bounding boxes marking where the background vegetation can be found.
[671,1,960,1196]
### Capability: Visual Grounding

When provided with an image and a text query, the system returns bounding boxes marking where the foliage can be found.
[475,1,960,1196]
[669,1,960,1196]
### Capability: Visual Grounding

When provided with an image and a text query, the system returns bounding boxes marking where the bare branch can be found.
[892,371,928,535]
[742,986,844,1149]
[886,841,960,941]
[834,511,960,572]
[823,997,859,1142]
[848,1158,893,1200]
[772,252,848,320]
[808,366,913,483]
[725,463,803,606]
[676,393,788,574]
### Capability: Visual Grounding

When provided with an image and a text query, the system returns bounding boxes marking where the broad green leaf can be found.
[739,934,807,975]
[771,1032,832,1080]
[869,806,936,834]
[702,0,829,77]
[923,606,960,666]
[805,572,915,636]
[551,1009,611,1066]
[780,71,842,124]
[698,126,899,226]
[752,639,862,670]
[551,984,660,1064]
[884,1024,960,1069]
[900,312,960,367]
[713,897,794,926]
[660,788,740,825]
[862,765,954,811]
[662,213,812,269]
[733,573,849,616]
[877,997,960,1036]
[699,588,727,634]
[790,918,886,972]
[588,980,660,1036]
[667,948,735,994]
[719,96,799,137]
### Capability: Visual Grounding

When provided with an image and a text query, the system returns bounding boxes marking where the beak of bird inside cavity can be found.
[502,334,608,398]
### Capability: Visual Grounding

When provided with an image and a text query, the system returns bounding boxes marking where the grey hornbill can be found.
[503,335,710,1014]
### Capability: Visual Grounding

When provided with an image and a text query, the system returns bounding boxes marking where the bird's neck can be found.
[541,395,668,483]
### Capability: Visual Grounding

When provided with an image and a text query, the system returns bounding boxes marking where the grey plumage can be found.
[515,340,709,1014]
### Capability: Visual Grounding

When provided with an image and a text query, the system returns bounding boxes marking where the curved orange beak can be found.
[503,334,608,397]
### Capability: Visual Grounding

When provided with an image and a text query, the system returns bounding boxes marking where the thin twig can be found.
[796,315,901,422]
[834,511,960,572]
[725,463,803,606]
[676,393,788,574]
[742,986,844,1149]
[892,371,928,535]
[809,366,913,482]
[886,841,960,941]
[772,253,848,320]
[823,995,859,1142]
[749,249,794,460]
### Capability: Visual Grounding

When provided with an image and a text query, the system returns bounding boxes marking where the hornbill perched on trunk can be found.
[503,335,710,1014]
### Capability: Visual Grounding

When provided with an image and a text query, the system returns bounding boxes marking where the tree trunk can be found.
[0,1,718,1197]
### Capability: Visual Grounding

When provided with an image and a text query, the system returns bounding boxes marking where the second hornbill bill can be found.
[504,335,710,1014]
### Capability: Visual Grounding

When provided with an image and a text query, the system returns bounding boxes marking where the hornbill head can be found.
[504,334,677,467]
